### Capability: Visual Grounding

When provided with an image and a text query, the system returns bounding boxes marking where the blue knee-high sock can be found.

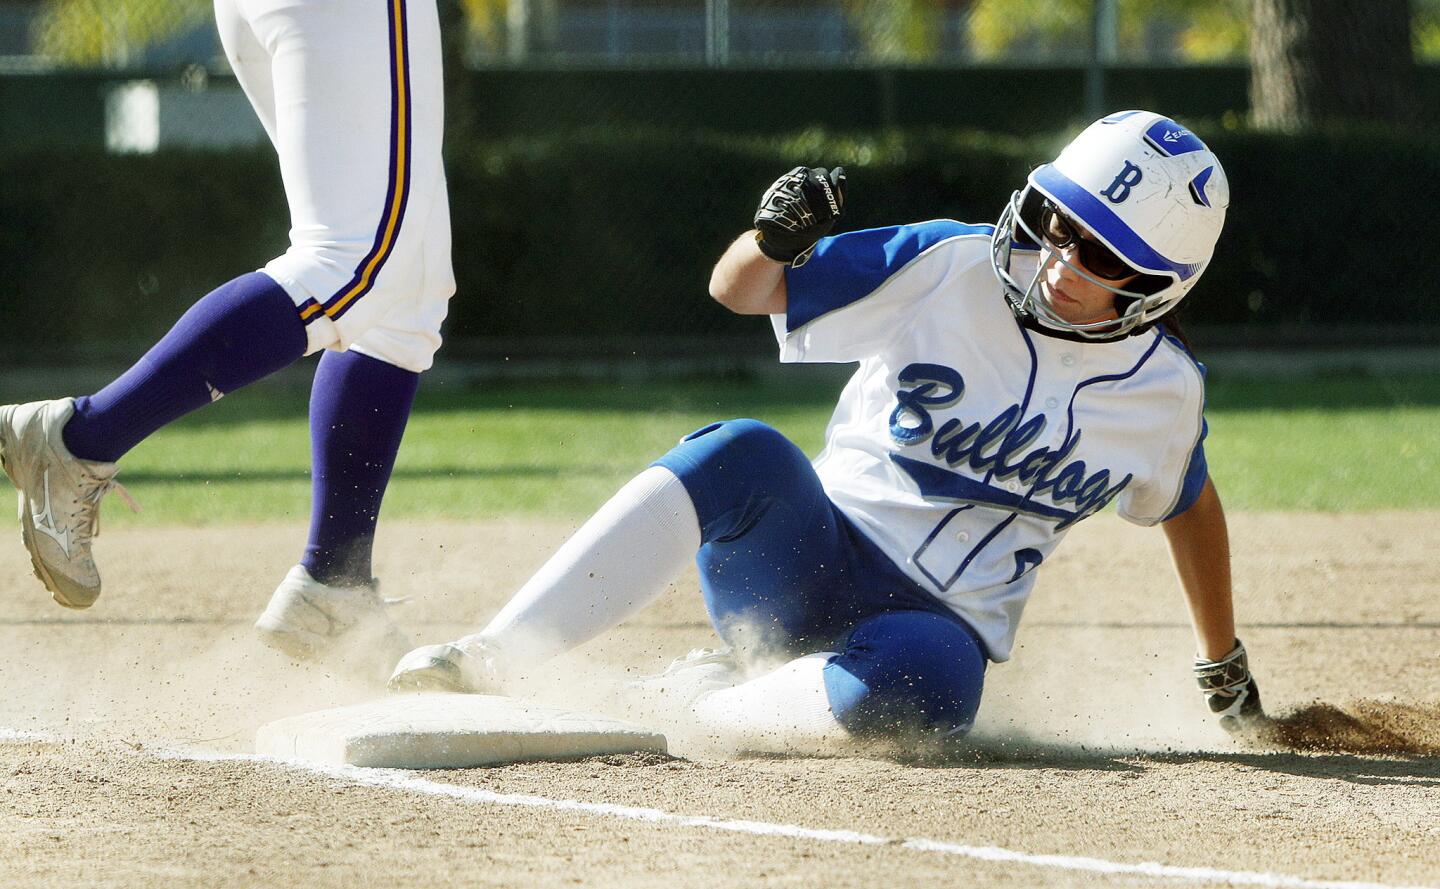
[300,349,419,588]
[63,272,307,463]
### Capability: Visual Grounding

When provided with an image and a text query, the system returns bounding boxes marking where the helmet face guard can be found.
[991,110,1229,342]
[992,187,1180,341]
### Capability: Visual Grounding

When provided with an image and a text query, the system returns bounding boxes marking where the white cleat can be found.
[0,398,135,609]
[623,648,741,714]
[255,565,411,667]
[388,637,504,695]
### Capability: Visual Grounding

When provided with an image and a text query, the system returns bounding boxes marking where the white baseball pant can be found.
[214,0,456,372]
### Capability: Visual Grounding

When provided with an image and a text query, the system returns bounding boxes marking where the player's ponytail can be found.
[1159,313,1195,354]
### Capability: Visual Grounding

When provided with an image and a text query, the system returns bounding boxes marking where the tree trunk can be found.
[1250,0,1418,130]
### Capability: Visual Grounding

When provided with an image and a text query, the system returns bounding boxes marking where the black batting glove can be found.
[753,166,847,264]
[1194,639,1265,733]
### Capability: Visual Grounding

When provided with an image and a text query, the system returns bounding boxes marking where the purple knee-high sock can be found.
[63,272,307,463]
[300,349,420,588]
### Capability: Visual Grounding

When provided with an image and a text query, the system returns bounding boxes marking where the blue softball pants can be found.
[653,419,987,740]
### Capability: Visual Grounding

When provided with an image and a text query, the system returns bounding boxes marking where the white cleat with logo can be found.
[388,637,505,695]
[0,398,135,609]
[621,648,741,716]
[255,565,413,674]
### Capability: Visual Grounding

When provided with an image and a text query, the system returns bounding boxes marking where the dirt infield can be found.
[2,513,1438,888]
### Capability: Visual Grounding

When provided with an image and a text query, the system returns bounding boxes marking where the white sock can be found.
[689,653,852,754]
[464,466,700,666]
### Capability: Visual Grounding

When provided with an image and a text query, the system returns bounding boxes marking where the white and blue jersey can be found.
[772,220,1209,662]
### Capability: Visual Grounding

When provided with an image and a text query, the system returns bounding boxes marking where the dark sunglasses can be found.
[1039,202,1136,281]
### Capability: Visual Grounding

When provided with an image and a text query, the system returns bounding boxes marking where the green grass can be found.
[22,371,1440,527]
[90,376,838,526]
[1200,374,1440,512]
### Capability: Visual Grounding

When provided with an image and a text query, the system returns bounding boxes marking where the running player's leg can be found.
[1,0,449,610]
[60,0,325,465]
[0,1,301,607]
[251,0,451,662]
[58,275,306,465]
[254,342,422,668]
[295,182,454,591]
[255,0,449,353]
[298,350,419,588]
[214,0,278,147]
[68,0,449,461]
[10,3,301,476]
[271,0,449,591]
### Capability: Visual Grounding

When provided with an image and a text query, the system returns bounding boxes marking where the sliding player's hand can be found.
[753,166,846,264]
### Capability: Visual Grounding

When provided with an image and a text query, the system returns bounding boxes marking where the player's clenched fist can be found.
[753,166,847,264]
[1194,639,1265,732]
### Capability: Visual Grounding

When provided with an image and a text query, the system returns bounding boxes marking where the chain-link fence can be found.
[12,1,1440,139]
[4,0,1440,351]
[11,0,1440,137]
[1,0,212,69]
[14,0,1440,69]
[0,0,1258,71]
[449,0,1253,67]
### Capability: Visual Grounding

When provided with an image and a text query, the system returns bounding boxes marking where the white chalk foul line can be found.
[155,745,1434,889]
[1,729,1428,889]
[0,729,48,742]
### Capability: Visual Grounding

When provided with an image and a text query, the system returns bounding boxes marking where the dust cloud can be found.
[1257,699,1440,756]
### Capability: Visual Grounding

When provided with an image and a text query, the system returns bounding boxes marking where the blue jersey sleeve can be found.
[783,220,994,333]
[1160,327,1209,521]
[1163,419,1209,521]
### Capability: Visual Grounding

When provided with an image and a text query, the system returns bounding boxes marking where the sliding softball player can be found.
[0,0,453,668]
[389,110,1263,749]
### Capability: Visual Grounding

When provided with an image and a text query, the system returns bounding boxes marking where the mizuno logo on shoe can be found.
[31,469,72,557]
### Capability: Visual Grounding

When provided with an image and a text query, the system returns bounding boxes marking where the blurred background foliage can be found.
[968,0,1246,63]
[29,0,208,67]
[18,0,1440,67]
[4,0,1439,352]
[1417,0,1440,56]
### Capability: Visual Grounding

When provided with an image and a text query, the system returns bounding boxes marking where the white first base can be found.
[255,693,668,769]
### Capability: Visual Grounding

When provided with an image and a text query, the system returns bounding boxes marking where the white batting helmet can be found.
[991,110,1230,340]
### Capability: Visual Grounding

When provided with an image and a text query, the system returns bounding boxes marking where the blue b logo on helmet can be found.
[1101,161,1143,203]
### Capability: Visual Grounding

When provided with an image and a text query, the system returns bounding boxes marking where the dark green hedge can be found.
[3,125,1437,356]
[0,149,291,352]
[461,66,1254,140]
[443,127,1046,341]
